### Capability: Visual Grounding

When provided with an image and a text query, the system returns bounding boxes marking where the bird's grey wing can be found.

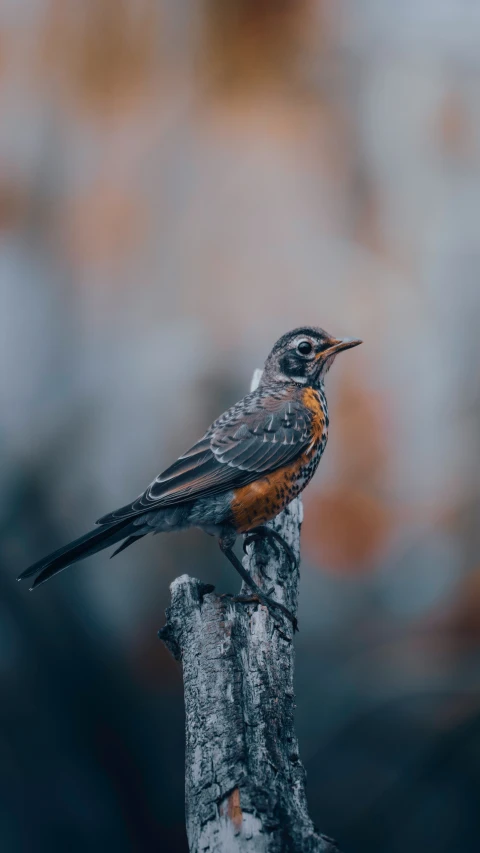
[96,389,314,524]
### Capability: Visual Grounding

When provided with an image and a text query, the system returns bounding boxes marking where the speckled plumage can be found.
[19,326,361,592]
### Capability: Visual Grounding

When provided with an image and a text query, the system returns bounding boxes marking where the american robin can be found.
[18,327,361,628]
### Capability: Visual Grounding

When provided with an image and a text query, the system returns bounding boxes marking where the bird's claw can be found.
[222,590,298,632]
[243,527,298,569]
[243,532,279,559]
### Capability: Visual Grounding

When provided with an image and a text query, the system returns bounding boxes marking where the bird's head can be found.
[261,326,362,387]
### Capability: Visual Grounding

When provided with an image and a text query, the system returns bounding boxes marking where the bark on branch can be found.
[159,375,339,853]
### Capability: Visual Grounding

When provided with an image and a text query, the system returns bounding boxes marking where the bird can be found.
[18,326,361,629]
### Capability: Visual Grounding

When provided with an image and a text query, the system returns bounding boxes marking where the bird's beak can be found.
[321,337,363,357]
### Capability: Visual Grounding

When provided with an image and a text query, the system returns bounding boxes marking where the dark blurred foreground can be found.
[2,2,480,851]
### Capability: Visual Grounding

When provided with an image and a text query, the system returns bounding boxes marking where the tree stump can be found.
[160,501,339,852]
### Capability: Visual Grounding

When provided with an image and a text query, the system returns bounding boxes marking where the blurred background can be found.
[1,1,480,851]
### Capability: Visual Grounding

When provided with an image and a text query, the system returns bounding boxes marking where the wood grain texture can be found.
[159,497,339,853]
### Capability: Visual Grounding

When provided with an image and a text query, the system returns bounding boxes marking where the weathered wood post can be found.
[159,372,338,853]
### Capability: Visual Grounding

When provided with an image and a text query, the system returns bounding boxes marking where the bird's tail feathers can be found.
[110,534,145,558]
[18,518,133,589]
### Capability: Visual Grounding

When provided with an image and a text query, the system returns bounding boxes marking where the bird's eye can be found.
[297,340,313,356]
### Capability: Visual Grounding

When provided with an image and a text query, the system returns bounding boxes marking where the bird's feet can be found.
[219,539,298,632]
[221,589,298,632]
[243,526,298,569]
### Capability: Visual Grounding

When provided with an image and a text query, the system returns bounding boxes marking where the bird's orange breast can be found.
[230,387,326,533]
